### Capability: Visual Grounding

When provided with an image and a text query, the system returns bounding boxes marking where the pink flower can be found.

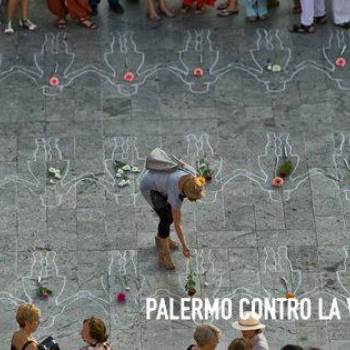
[336,57,347,68]
[123,71,135,82]
[42,292,49,300]
[272,176,284,188]
[116,292,127,304]
[193,67,204,78]
[49,75,60,87]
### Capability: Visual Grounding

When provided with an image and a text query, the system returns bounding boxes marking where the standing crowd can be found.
[1,0,350,32]
[10,304,323,350]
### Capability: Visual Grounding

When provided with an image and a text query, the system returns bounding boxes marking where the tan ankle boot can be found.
[156,237,176,270]
[155,235,179,250]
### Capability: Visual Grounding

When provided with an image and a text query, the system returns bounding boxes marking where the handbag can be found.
[145,148,181,171]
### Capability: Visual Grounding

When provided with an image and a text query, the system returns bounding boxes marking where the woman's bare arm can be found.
[171,208,190,257]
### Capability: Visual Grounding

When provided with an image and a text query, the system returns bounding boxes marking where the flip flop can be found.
[217,9,238,17]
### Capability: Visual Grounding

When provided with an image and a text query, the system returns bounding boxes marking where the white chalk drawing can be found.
[185,133,229,202]
[312,30,350,90]
[16,33,77,96]
[331,133,350,200]
[335,246,350,300]
[14,138,80,208]
[240,133,318,201]
[101,250,145,327]
[177,249,224,299]
[103,136,144,206]
[168,30,233,93]
[236,29,307,92]
[103,31,161,96]
[260,246,302,299]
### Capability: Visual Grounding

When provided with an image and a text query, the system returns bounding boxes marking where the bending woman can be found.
[140,164,205,270]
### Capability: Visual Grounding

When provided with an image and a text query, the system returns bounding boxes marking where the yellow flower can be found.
[196,176,206,186]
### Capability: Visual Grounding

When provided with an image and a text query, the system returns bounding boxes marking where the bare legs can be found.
[147,0,174,21]
[5,0,37,33]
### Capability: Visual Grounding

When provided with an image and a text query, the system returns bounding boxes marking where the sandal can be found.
[217,9,238,17]
[159,7,175,17]
[181,5,191,13]
[194,6,206,15]
[147,12,161,21]
[314,14,327,24]
[288,23,315,33]
[80,18,98,30]
[56,18,66,29]
[217,2,228,10]
[247,16,257,22]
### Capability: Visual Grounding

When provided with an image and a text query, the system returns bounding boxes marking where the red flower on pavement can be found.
[272,176,284,188]
[336,57,347,68]
[49,75,60,87]
[116,292,127,304]
[193,67,204,78]
[123,71,135,82]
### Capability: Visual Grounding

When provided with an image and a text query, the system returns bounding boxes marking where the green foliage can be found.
[277,160,294,177]
[196,159,213,179]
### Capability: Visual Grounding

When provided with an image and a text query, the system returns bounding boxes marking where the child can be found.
[243,0,267,21]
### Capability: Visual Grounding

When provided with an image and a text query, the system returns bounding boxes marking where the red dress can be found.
[182,0,215,9]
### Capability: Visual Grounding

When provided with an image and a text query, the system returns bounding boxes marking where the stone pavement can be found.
[1,0,350,349]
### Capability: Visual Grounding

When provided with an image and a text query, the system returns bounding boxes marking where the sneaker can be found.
[19,18,37,31]
[91,5,98,15]
[110,3,125,14]
[4,21,14,34]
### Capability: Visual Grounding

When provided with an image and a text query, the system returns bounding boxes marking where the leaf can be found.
[277,160,294,177]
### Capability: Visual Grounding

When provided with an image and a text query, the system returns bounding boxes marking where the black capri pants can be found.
[150,190,173,238]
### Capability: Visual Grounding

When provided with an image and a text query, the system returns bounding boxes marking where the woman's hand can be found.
[182,245,191,258]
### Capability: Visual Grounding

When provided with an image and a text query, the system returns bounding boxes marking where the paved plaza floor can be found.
[1,1,350,349]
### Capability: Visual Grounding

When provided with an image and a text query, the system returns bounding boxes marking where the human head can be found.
[228,337,252,350]
[232,312,265,339]
[193,324,221,349]
[281,346,304,350]
[16,304,41,333]
[183,176,206,201]
[81,317,108,345]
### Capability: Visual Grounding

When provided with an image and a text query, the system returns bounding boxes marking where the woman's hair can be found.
[281,346,304,350]
[193,324,221,347]
[183,176,206,201]
[84,317,109,343]
[228,338,252,350]
[16,304,41,328]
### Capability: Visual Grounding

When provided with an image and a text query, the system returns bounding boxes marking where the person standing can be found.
[11,304,41,350]
[139,152,206,270]
[216,0,239,17]
[332,0,350,28]
[243,0,267,22]
[4,0,37,34]
[288,0,327,33]
[89,0,124,15]
[80,317,113,350]
[232,312,269,350]
[187,324,222,350]
[46,0,97,29]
